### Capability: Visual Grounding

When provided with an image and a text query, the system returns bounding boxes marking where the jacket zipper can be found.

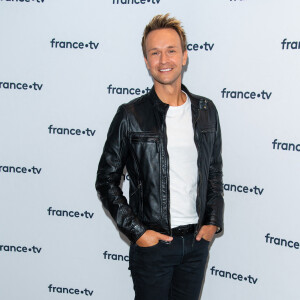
[162,111,172,237]
[129,181,142,197]
[139,180,143,219]
[192,108,201,246]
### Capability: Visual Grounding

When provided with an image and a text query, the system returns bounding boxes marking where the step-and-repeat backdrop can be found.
[1,1,299,299]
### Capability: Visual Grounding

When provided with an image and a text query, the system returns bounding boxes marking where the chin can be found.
[153,75,181,86]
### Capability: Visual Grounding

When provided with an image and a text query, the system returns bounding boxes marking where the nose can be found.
[160,51,167,64]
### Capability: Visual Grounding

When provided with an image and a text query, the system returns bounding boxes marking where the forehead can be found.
[145,28,181,49]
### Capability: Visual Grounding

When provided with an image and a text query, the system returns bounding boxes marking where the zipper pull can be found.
[155,140,159,153]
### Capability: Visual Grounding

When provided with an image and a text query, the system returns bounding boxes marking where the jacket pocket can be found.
[129,132,161,223]
[130,132,160,153]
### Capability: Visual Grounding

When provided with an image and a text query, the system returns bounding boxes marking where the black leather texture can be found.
[95,84,224,243]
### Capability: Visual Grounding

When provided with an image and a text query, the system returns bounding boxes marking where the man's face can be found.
[144,28,188,88]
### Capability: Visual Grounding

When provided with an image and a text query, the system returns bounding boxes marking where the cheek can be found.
[148,60,158,70]
[170,56,181,65]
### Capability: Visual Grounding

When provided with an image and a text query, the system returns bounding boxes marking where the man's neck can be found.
[154,81,186,107]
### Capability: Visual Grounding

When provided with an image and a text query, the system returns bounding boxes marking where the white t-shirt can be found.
[166,92,199,228]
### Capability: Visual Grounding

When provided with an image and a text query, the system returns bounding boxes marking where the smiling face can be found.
[144,28,188,88]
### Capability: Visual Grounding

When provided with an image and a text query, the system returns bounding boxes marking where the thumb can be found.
[196,231,204,241]
[158,233,173,242]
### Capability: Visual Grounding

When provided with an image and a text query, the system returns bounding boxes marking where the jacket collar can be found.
[149,83,199,112]
[148,84,203,127]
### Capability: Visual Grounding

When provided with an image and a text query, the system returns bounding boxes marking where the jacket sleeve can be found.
[95,105,147,243]
[203,105,224,233]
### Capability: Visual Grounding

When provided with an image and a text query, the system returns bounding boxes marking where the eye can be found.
[151,51,158,56]
[169,49,176,53]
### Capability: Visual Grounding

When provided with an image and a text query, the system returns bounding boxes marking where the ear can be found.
[144,56,150,70]
[182,50,188,66]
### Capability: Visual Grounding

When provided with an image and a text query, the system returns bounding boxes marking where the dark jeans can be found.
[129,232,209,300]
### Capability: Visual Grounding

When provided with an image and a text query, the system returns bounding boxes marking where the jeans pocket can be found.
[196,238,210,245]
[135,240,161,250]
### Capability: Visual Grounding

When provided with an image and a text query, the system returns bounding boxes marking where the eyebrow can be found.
[147,46,177,52]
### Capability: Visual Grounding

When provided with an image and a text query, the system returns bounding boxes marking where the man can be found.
[96,14,224,300]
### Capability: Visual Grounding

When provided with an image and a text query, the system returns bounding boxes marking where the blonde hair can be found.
[142,13,187,57]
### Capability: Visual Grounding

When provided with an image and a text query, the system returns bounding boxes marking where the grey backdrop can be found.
[0,0,299,299]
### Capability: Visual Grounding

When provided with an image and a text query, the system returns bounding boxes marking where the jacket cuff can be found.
[129,224,147,243]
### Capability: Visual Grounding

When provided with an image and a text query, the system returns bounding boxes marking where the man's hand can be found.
[136,230,173,247]
[196,225,217,242]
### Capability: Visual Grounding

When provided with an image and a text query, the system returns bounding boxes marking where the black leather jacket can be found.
[95,84,224,243]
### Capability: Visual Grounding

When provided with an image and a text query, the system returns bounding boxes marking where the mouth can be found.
[159,68,172,72]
